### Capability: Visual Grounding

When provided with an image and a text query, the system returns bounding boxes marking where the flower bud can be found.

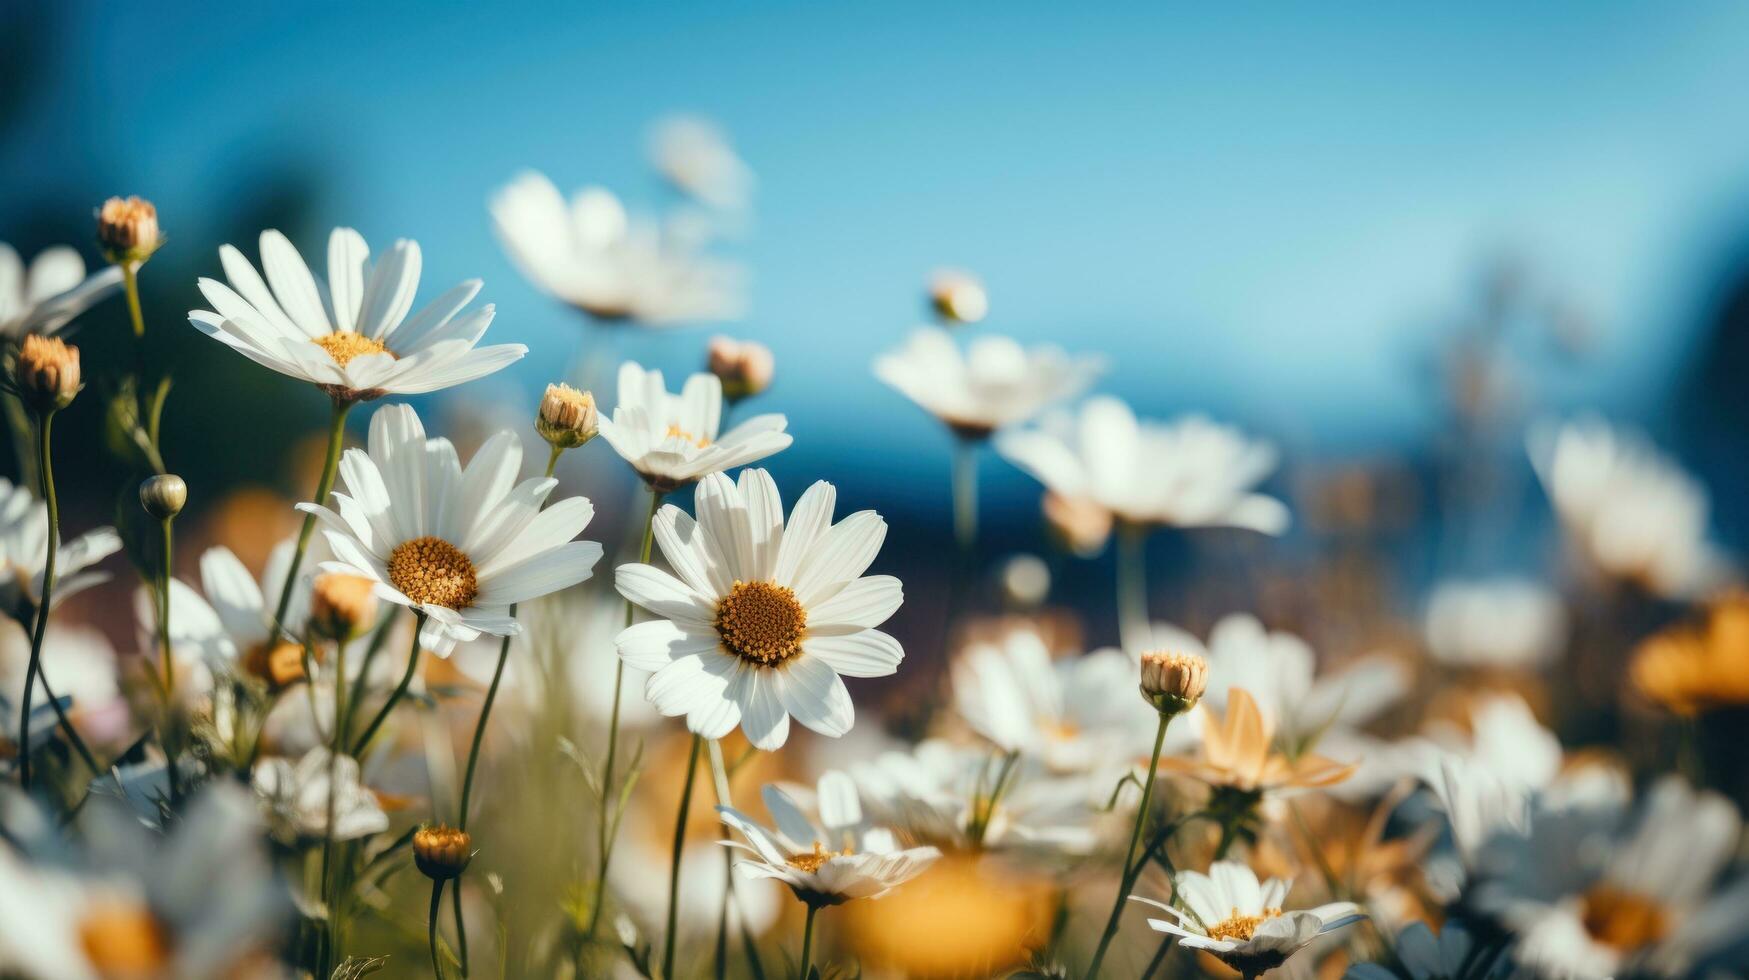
[243,640,307,691]
[1139,650,1208,716]
[139,474,187,521]
[1042,492,1112,558]
[97,196,163,263]
[309,573,378,641]
[928,269,988,325]
[413,824,473,880]
[706,336,774,401]
[535,383,599,450]
[13,335,81,413]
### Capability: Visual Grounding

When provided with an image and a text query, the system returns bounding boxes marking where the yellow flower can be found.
[1631,594,1749,715]
[1157,688,1354,794]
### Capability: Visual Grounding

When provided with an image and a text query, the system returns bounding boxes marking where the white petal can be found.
[803,630,903,678]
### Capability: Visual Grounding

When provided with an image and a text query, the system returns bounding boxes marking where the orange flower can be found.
[1631,594,1749,715]
[1158,688,1355,794]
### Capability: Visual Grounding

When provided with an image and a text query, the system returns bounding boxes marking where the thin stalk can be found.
[1084,709,1173,979]
[796,903,819,980]
[272,400,352,635]
[121,262,146,339]
[350,614,424,756]
[707,739,764,980]
[588,487,662,937]
[1115,522,1149,652]
[429,879,448,980]
[452,883,469,979]
[155,512,182,808]
[951,437,978,551]
[319,634,349,974]
[343,609,399,740]
[664,734,703,979]
[17,411,57,789]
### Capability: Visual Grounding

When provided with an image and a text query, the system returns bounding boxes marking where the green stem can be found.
[1116,522,1150,652]
[797,902,819,980]
[18,410,57,790]
[588,488,662,938]
[319,634,349,972]
[452,881,470,978]
[121,262,146,339]
[952,437,978,551]
[350,614,424,756]
[1084,709,1173,979]
[343,609,398,743]
[664,734,703,979]
[429,879,448,980]
[156,511,180,811]
[272,400,352,635]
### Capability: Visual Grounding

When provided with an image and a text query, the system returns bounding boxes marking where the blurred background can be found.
[5,0,1749,668]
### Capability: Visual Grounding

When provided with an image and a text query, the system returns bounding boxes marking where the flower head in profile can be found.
[0,478,119,625]
[1131,860,1364,976]
[491,171,744,325]
[649,115,755,211]
[597,361,791,492]
[1157,688,1355,796]
[0,242,122,340]
[300,404,603,655]
[252,747,389,845]
[615,470,901,749]
[873,327,1102,439]
[189,228,524,403]
[998,396,1288,532]
[718,771,940,907]
[926,268,988,325]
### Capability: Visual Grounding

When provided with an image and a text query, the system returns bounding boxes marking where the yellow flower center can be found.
[1581,885,1669,951]
[1206,907,1283,942]
[388,536,478,610]
[785,841,853,874]
[78,898,170,976]
[314,331,394,367]
[663,423,712,448]
[716,580,808,665]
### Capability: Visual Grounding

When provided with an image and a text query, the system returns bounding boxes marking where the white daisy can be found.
[0,477,120,625]
[614,469,901,749]
[0,622,126,749]
[251,746,389,845]
[649,115,755,212]
[1529,416,1732,599]
[598,361,792,493]
[0,243,122,340]
[997,396,1289,532]
[717,771,940,906]
[1424,577,1568,671]
[490,171,744,325]
[188,228,525,403]
[1132,860,1365,977]
[299,403,604,655]
[873,327,1103,438]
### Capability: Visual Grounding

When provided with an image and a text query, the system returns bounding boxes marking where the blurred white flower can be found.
[0,622,125,748]
[649,116,754,211]
[1131,860,1364,976]
[718,771,940,905]
[491,172,745,325]
[598,362,792,492]
[1529,417,1732,599]
[997,396,1288,531]
[302,404,603,656]
[1423,577,1567,670]
[874,327,1103,438]
[189,228,524,402]
[0,478,120,625]
[927,268,988,325]
[0,243,122,340]
[615,469,902,749]
[252,746,388,845]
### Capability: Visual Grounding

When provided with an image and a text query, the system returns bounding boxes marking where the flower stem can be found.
[156,510,181,808]
[428,879,448,980]
[272,400,352,636]
[588,487,662,938]
[664,733,703,979]
[1084,709,1174,979]
[1115,522,1149,652]
[319,634,350,974]
[952,437,978,551]
[17,410,57,790]
[121,262,146,339]
[350,614,424,756]
[706,739,765,980]
[797,902,820,980]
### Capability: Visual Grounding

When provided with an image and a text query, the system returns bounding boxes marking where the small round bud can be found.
[928,268,988,325]
[309,573,378,641]
[998,554,1051,610]
[14,335,82,413]
[413,824,473,880]
[139,474,187,521]
[97,196,163,263]
[1139,650,1208,716]
[535,383,599,450]
[1042,492,1113,558]
[706,336,774,401]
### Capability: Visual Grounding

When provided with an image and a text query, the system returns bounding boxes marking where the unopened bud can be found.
[139,474,187,521]
[928,269,988,325]
[535,383,598,450]
[14,335,82,413]
[1042,492,1113,558]
[706,336,774,401]
[1139,650,1207,715]
[309,573,378,640]
[97,196,163,263]
[413,824,473,880]
[243,640,307,691]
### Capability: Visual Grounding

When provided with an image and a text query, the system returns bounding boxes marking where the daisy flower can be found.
[1131,860,1364,977]
[649,115,755,212]
[614,469,901,749]
[1156,688,1355,798]
[996,395,1288,532]
[300,404,603,655]
[0,478,120,625]
[1423,577,1568,671]
[717,771,941,906]
[188,228,525,403]
[0,243,121,340]
[0,622,127,749]
[490,171,744,325]
[251,747,389,845]
[598,362,792,493]
[873,327,1102,439]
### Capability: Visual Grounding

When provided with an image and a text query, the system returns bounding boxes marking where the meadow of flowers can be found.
[1,121,1747,980]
